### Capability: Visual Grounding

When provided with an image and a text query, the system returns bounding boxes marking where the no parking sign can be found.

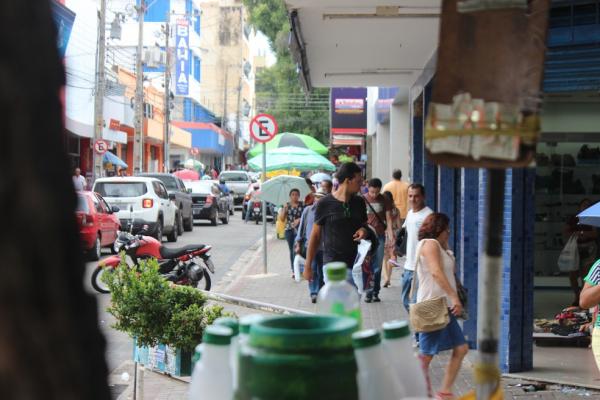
[249,114,278,143]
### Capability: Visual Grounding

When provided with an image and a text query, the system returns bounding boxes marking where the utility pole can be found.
[163,17,171,173]
[222,66,228,131]
[93,0,107,181]
[133,0,145,174]
[235,74,242,165]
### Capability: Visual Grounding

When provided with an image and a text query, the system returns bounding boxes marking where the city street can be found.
[85,211,265,373]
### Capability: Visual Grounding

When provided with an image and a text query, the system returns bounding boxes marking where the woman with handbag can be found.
[413,213,468,400]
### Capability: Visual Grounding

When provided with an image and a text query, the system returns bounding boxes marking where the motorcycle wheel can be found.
[199,269,212,291]
[91,266,112,294]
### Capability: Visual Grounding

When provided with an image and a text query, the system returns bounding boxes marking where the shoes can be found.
[364,296,373,303]
[383,281,390,288]
[291,274,295,280]
[310,294,317,304]
[435,392,455,400]
[373,294,381,302]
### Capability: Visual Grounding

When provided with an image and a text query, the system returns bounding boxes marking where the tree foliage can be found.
[244,0,330,145]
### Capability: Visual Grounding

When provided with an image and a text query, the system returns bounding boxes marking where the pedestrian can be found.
[565,198,598,306]
[363,178,394,303]
[72,167,87,191]
[579,259,600,373]
[304,178,316,206]
[382,169,409,224]
[279,189,304,278]
[295,187,327,303]
[303,162,368,283]
[414,212,468,400]
[320,179,333,194]
[402,184,433,312]
[382,190,402,288]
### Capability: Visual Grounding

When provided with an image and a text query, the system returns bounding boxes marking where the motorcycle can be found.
[91,223,215,294]
[252,200,262,225]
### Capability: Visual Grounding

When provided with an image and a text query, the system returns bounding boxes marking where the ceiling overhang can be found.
[285,1,441,89]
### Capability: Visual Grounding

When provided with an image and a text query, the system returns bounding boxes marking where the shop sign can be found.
[175,19,190,96]
[331,88,367,135]
[109,119,121,131]
[334,98,364,114]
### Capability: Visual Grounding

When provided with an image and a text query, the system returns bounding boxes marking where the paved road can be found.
[84,211,265,372]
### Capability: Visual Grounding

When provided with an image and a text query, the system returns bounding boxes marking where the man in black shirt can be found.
[303,163,368,281]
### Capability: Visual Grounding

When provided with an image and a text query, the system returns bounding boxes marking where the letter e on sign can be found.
[249,114,278,143]
[94,139,108,155]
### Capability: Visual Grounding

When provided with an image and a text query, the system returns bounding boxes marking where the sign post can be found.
[249,114,278,274]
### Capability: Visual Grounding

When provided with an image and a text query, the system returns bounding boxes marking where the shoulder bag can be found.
[363,195,387,230]
[408,240,450,333]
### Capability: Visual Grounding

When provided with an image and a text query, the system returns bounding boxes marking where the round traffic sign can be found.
[190,147,200,156]
[94,139,109,155]
[249,113,278,143]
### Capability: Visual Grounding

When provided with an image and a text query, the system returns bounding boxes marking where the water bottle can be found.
[214,317,240,391]
[382,320,429,397]
[189,325,234,400]
[352,329,405,400]
[317,262,361,325]
[239,314,267,345]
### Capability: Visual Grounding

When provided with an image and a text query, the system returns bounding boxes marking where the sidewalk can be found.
[113,231,600,399]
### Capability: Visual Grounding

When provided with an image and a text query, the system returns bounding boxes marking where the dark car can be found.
[185,180,230,226]
[137,173,193,234]
[76,191,121,260]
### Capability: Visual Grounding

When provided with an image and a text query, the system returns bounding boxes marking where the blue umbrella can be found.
[577,202,600,227]
[103,151,128,168]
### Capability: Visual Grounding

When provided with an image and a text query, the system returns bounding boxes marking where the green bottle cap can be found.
[203,325,233,346]
[352,329,381,349]
[214,317,239,336]
[239,314,267,335]
[382,320,411,339]
[325,262,347,281]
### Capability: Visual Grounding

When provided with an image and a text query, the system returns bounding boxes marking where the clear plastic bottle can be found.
[317,262,361,325]
[382,320,429,397]
[352,329,405,400]
[214,317,240,392]
[188,325,234,400]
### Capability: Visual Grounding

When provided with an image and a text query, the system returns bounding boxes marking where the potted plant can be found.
[103,258,232,376]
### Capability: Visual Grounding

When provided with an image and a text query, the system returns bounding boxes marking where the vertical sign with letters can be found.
[175,19,190,96]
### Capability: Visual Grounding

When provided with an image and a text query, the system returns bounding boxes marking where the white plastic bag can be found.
[293,254,305,283]
[352,240,372,295]
[557,235,580,272]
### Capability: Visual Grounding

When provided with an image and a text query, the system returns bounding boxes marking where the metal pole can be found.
[93,0,107,181]
[132,361,137,400]
[163,16,171,173]
[262,143,267,274]
[133,0,145,174]
[476,169,505,400]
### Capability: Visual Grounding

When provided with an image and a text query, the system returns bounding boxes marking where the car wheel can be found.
[89,235,101,261]
[154,220,163,242]
[177,212,184,236]
[229,204,234,216]
[210,210,218,226]
[167,224,178,242]
[183,215,194,232]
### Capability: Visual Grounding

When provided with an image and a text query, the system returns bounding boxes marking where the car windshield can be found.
[148,175,178,190]
[185,181,214,195]
[76,194,89,212]
[95,182,148,197]
[220,172,249,182]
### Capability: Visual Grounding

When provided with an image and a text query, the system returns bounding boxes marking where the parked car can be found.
[137,173,194,234]
[218,170,252,207]
[76,191,121,261]
[185,180,230,226]
[93,177,178,242]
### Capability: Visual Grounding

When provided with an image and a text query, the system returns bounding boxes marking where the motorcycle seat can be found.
[160,244,205,259]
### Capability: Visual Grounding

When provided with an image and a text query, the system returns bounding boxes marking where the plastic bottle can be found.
[214,317,240,392]
[317,262,361,325]
[352,329,405,400]
[188,325,234,400]
[382,320,429,397]
[239,314,267,345]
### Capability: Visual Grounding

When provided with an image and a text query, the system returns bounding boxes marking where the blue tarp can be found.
[103,151,128,168]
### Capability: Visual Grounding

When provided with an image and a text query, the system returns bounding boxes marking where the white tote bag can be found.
[557,235,580,272]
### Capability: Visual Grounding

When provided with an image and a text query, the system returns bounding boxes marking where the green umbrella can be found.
[248,146,336,172]
[247,132,328,158]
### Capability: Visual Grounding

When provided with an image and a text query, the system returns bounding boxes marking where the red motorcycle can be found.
[91,228,214,294]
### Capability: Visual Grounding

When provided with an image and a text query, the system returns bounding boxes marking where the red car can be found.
[76,191,121,260]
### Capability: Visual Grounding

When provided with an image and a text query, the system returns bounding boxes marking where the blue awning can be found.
[103,151,128,168]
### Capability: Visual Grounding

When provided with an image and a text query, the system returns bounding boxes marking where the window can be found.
[220,172,249,182]
[183,98,192,122]
[158,183,169,199]
[153,182,168,199]
[143,102,153,119]
[91,194,105,213]
[193,56,201,82]
[99,196,113,213]
[95,182,148,198]
[157,175,179,190]
[193,8,201,35]
[574,3,598,26]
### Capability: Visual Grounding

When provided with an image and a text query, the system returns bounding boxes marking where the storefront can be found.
[330,88,368,167]
[171,121,234,172]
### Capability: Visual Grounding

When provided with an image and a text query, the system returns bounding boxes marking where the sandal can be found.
[383,281,390,288]
[435,392,454,400]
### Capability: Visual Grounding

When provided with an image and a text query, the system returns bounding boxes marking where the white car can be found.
[93,177,178,242]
